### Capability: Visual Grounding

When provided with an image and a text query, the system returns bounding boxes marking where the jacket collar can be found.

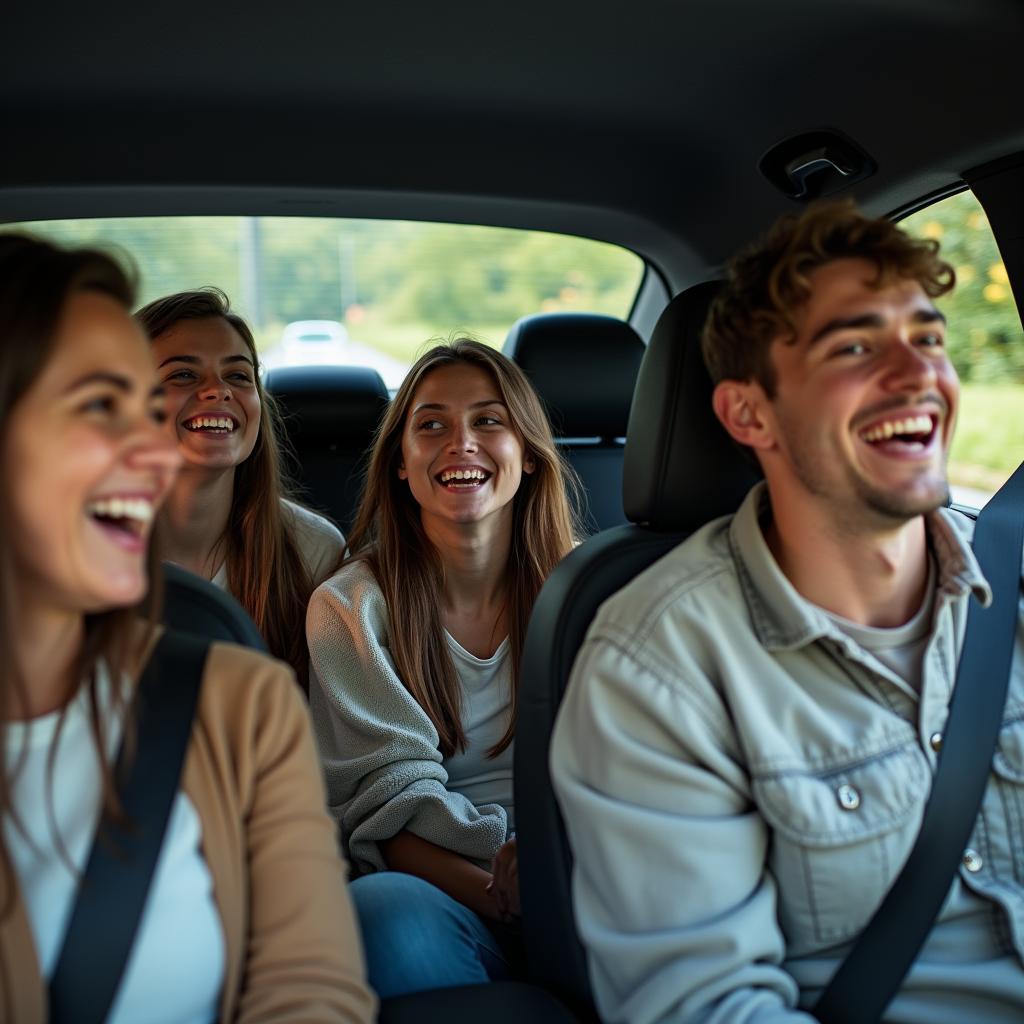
[728,482,991,652]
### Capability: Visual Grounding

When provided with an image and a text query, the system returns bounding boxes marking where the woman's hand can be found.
[486,838,520,921]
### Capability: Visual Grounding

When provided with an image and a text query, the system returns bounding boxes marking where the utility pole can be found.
[240,216,265,329]
[339,233,357,316]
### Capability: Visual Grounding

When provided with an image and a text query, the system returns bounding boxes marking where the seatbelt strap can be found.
[48,629,209,1024]
[814,459,1024,1024]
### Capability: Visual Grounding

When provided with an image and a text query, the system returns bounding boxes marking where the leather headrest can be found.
[264,365,389,443]
[624,282,761,530]
[503,313,644,438]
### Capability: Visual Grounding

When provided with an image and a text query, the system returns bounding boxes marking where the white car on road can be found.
[278,320,349,365]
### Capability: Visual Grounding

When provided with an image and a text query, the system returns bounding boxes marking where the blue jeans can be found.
[351,871,521,999]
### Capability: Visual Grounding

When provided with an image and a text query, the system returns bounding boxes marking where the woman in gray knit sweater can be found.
[307,338,578,998]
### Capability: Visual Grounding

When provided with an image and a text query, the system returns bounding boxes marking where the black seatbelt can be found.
[815,459,1024,1024]
[48,628,209,1024]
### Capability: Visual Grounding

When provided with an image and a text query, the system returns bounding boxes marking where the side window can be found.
[902,191,1024,507]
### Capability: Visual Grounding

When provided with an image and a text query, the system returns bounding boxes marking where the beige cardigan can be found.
[0,640,377,1023]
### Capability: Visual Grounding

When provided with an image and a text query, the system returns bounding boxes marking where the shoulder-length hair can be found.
[0,232,159,880]
[135,288,315,689]
[345,338,580,758]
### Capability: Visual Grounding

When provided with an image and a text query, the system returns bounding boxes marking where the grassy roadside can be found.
[949,383,1023,491]
[254,316,508,364]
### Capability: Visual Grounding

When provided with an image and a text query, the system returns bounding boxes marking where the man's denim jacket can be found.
[551,483,1024,1023]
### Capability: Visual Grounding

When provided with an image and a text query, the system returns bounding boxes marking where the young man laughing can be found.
[551,201,1024,1022]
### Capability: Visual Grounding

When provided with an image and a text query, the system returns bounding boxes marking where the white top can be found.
[212,498,345,591]
[443,634,515,831]
[3,668,224,1024]
[825,556,937,693]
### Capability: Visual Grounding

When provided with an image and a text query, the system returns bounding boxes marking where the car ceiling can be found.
[4,0,1024,289]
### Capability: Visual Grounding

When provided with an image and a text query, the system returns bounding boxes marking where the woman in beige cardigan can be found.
[0,233,375,1024]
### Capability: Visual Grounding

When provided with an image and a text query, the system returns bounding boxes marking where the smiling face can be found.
[151,316,261,472]
[398,361,535,531]
[715,257,959,529]
[3,290,181,615]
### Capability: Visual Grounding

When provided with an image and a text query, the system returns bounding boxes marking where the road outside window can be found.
[6,217,644,389]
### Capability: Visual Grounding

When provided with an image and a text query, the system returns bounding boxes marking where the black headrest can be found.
[159,563,266,650]
[264,365,389,443]
[624,282,762,531]
[503,313,644,438]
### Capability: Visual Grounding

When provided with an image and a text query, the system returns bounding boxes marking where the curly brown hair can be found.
[703,199,956,397]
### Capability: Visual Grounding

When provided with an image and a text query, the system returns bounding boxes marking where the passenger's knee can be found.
[352,871,492,997]
[352,871,458,945]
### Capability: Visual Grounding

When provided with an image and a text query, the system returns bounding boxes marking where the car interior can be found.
[5,0,1024,1019]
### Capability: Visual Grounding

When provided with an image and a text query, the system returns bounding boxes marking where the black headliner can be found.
[4,0,1023,287]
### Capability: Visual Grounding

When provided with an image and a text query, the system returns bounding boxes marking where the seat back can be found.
[158,563,267,650]
[503,313,644,533]
[514,282,761,1014]
[264,365,390,533]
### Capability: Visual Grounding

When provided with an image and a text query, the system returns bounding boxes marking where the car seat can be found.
[514,282,762,1016]
[504,312,645,533]
[156,563,266,651]
[264,365,390,533]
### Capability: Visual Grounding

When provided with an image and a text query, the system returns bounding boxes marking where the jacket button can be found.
[962,849,983,873]
[836,784,861,811]
[929,732,943,752]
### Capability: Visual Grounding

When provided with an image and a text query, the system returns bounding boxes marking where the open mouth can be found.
[184,415,237,434]
[436,467,492,490]
[858,413,938,452]
[85,496,155,546]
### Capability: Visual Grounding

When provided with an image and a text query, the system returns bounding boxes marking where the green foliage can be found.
[6,216,643,364]
[949,383,1024,486]
[9,217,243,306]
[902,193,1024,383]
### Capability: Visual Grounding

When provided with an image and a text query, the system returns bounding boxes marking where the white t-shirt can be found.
[212,499,344,592]
[443,634,515,831]
[824,556,937,691]
[3,669,224,1024]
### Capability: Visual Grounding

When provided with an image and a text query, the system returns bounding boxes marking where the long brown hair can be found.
[0,233,161,906]
[135,289,317,689]
[346,338,579,758]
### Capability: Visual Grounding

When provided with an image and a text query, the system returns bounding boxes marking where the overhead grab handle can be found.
[759,129,877,201]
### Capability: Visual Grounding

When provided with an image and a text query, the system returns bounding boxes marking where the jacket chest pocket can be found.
[753,743,929,952]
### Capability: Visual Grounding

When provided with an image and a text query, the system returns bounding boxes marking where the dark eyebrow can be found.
[64,370,133,395]
[808,308,946,348]
[411,398,506,416]
[157,353,254,369]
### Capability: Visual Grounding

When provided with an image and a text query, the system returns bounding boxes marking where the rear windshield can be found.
[5,217,645,388]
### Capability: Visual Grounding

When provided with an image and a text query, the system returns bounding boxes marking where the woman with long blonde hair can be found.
[136,290,344,690]
[308,338,579,998]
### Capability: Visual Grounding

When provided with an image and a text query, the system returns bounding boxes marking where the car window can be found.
[900,191,1024,507]
[4,216,645,389]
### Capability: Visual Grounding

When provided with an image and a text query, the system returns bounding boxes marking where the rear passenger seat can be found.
[503,312,644,533]
[264,365,389,533]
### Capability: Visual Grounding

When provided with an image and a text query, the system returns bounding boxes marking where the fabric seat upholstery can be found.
[504,312,645,533]
[514,282,761,1016]
[264,365,389,533]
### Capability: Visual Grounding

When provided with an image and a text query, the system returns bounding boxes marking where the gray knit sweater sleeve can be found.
[306,560,508,874]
